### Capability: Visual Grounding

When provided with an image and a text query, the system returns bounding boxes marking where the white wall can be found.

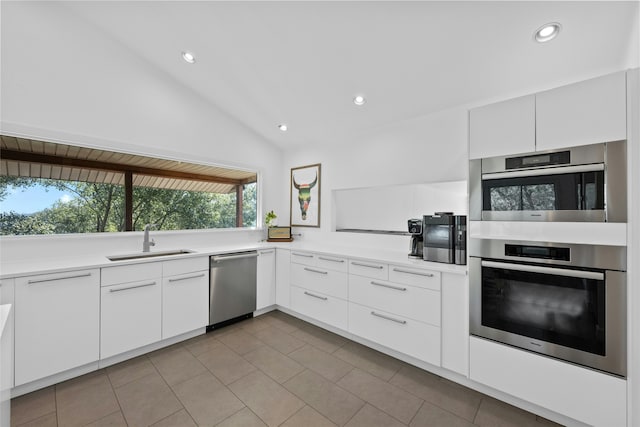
[281,107,468,250]
[0,2,284,253]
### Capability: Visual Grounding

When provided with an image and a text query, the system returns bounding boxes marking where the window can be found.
[0,136,258,235]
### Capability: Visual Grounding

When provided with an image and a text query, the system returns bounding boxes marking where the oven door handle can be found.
[481,260,604,281]
[481,163,604,180]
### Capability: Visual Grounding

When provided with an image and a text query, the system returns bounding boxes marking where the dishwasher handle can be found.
[211,252,258,263]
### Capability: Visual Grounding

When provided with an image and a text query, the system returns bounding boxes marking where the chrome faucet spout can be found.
[143,224,156,252]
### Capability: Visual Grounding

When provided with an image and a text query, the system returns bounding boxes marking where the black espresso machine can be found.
[422,213,467,265]
[407,218,424,258]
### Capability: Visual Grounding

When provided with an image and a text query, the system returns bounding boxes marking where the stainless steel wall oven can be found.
[469,141,626,222]
[470,239,627,377]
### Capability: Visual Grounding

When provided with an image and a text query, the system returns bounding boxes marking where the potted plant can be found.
[265,210,278,227]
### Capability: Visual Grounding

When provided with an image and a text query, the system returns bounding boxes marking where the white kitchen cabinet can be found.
[101,273,162,359]
[316,254,348,272]
[290,285,348,330]
[275,249,291,308]
[257,249,276,310]
[536,71,626,151]
[441,273,468,376]
[349,259,388,280]
[469,94,535,159]
[290,263,348,300]
[470,337,626,427]
[348,274,440,326]
[290,251,316,266]
[348,302,440,366]
[0,279,14,427]
[15,269,100,386]
[162,258,208,339]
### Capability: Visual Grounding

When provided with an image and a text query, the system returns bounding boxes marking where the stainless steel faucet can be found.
[142,224,156,252]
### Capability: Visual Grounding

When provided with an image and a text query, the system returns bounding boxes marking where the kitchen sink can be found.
[107,249,195,261]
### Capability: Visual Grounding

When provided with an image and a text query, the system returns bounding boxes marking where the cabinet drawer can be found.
[291,251,316,266]
[348,302,440,366]
[101,262,162,286]
[389,266,441,291]
[316,255,348,272]
[291,286,348,330]
[349,260,388,280]
[290,263,348,299]
[349,275,440,326]
[163,256,208,277]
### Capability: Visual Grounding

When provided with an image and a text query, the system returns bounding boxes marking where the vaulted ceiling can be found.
[2,1,638,149]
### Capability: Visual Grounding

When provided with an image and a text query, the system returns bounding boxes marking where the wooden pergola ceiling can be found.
[0,136,257,194]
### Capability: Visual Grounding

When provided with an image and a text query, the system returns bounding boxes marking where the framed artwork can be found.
[290,163,321,227]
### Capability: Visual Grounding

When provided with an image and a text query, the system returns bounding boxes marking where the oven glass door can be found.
[482,171,604,212]
[481,262,605,356]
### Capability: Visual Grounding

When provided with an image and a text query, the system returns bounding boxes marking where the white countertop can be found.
[0,240,467,279]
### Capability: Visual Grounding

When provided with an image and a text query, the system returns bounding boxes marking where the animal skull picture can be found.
[290,164,321,227]
[292,172,318,220]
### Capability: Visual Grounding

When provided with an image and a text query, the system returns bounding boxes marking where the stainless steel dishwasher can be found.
[209,251,258,327]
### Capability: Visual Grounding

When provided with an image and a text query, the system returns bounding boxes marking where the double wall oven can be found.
[468,141,628,378]
[470,239,627,377]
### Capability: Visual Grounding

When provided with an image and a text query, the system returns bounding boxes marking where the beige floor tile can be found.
[84,411,127,427]
[333,342,404,381]
[151,409,197,427]
[284,370,364,426]
[410,401,475,427]
[14,412,57,427]
[289,345,354,382]
[184,334,222,357]
[215,407,267,427]
[228,371,305,427]
[474,397,541,427]
[217,329,266,355]
[264,312,307,333]
[106,355,157,388]
[11,386,56,426]
[249,325,306,354]
[344,404,406,427]
[171,372,245,426]
[239,315,274,334]
[389,365,482,422]
[114,372,183,426]
[281,405,338,427]
[244,346,305,383]
[56,373,120,427]
[292,324,348,353]
[337,369,423,425]
[197,341,257,385]
[150,346,208,386]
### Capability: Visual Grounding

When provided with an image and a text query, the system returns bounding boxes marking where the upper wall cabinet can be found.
[536,71,626,152]
[469,71,627,159]
[469,94,535,159]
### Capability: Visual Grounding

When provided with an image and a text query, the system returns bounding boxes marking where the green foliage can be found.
[0,177,257,235]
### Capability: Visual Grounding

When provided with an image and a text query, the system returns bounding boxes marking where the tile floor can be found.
[11,311,564,427]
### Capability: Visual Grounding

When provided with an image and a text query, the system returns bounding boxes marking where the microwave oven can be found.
[469,141,626,222]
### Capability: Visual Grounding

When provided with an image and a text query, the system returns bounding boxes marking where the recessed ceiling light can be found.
[182,51,196,63]
[278,124,288,132]
[353,95,366,106]
[534,23,561,43]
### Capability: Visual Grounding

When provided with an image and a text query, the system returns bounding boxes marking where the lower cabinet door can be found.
[348,302,441,366]
[101,279,162,359]
[15,270,100,386]
[290,285,348,330]
[162,271,208,339]
[470,337,626,427]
